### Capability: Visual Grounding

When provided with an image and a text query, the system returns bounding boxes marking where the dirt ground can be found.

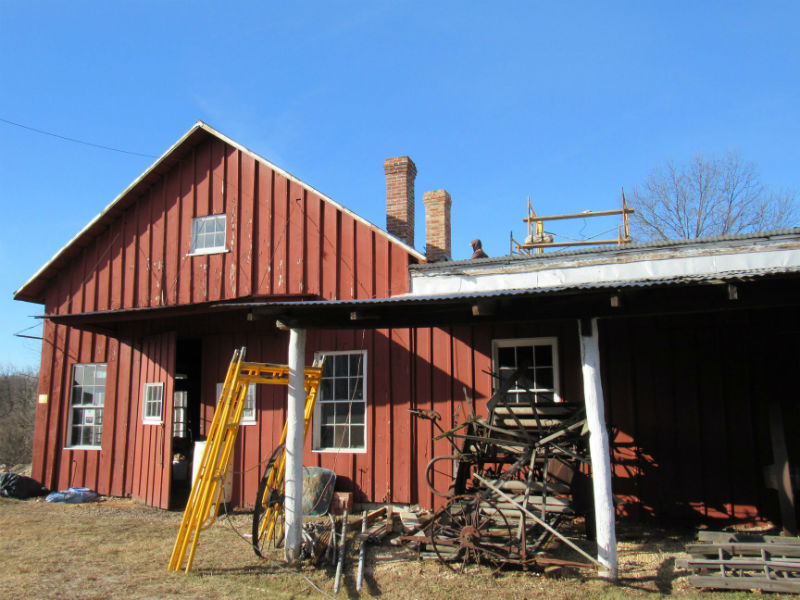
[0,496,790,600]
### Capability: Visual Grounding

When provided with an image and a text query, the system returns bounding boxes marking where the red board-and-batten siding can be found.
[30,126,419,509]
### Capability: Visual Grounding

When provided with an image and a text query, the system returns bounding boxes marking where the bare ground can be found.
[0,496,789,599]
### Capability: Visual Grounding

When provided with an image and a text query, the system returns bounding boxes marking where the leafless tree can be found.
[628,153,798,240]
[0,365,39,466]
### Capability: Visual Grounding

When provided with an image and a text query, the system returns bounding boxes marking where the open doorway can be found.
[170,338,203,509]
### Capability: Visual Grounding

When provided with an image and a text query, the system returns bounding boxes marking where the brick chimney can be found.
[384,156,417,247]
[423,189,452,262]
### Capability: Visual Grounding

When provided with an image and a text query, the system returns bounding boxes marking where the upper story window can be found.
[491,337,560,403]
[216,382,257,425]
[191,214,227,254]
[142,382,164,424]
[313,350,367,452]
[68,363,107,448]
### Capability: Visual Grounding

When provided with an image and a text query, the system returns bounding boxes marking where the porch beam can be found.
[579,317,618,579]
[284,327,306,562]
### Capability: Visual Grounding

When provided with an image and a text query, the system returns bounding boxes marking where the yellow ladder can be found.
[168,347,323,573]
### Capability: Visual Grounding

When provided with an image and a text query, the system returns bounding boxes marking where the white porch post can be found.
[285,327,306,563]
[579,317,618,580]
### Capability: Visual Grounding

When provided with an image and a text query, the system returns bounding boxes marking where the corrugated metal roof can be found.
[227,264,800,310]
[415,228,800,272]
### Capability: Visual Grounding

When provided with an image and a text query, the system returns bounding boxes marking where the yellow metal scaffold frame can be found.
[510,190,634,255]
[167,347,323,573]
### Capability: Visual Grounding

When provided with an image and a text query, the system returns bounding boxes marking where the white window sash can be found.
[142,382,164,425]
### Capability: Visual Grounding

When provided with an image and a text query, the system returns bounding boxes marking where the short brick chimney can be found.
[384,156,417,247]
[423,189,452,262]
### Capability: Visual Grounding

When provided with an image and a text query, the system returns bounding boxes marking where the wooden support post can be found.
[285,327,307,562]
[579,317,618,579]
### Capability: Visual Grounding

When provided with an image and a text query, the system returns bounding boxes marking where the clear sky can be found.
[2,1,799,370]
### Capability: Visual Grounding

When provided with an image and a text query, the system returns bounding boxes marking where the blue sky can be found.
[2,1,799,369]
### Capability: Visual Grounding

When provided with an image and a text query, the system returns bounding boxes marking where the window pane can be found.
[73,365,86,387]
[320,379,333,400]
[349,353,363,376]
[332,426,348,448]
[335,403,352,424]
[320,426,334,448]
[536,367,554,389]
[349,378,363,400]
[334,354,348,376]
[334,378,348,400]
[350,425,365,449]
[497,347,515,368]
[516,345,533,369]
[322,358,334,378]
[321,404,336,425]
[349,402,365,424]
[535,344,553,367]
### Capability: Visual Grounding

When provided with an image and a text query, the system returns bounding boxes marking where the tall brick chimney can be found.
[384,156,417,247]
[423,189,452,262]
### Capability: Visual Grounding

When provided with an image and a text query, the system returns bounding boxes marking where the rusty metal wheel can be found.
[428,494,513,573]
[252,444,285,556]
[424,455,463,498]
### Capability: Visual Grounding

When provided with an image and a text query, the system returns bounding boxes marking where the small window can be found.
[191,214,227,254]
[313,350,367,452]
[68,363,107,448]
[143,383,164,424]
[492,338,560,403]
[216,382,257,425]
[173,391,188,438]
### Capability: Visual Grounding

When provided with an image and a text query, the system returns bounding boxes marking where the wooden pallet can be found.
[678,531,800,593]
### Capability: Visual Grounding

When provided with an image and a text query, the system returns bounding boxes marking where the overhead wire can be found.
[0,116,157,158]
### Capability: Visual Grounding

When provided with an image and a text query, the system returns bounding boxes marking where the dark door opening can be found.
[171,338,203,509]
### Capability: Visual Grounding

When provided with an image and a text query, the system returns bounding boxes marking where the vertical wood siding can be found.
[31,131,418,508]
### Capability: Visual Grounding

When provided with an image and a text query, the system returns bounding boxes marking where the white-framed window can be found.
[67,363,106,448]
[142,382,164,424]
[216,382,257,425]
[491,338,560,403]
[190,214,227,254]
[313,350,367,452]
[173,391,188,438]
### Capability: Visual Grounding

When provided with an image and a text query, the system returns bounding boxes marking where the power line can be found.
[0,117,157,158]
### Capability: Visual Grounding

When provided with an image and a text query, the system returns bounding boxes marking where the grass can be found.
[0,496,791,599]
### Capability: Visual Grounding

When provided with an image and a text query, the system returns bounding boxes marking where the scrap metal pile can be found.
[407,369,602,573]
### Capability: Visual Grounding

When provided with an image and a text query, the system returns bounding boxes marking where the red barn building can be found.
[15,122,800,541]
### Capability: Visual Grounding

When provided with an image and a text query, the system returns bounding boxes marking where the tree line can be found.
[0,366,38,467]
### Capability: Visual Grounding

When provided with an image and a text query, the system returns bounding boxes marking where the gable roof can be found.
[15,121,425,303]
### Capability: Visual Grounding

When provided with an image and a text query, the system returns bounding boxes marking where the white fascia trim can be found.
[409,248,800,296]
[17,121,425,299]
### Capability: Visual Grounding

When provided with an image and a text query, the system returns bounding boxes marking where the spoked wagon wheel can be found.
[428,494,514,574]
[252,444,286,557]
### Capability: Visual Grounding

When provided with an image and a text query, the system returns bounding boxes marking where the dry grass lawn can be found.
[0,496,791,599]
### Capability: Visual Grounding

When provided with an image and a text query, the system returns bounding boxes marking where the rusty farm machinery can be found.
[410,369,603,573]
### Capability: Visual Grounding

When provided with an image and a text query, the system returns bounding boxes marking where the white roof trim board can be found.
[410,242,800,296]
[16,121,424,299]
